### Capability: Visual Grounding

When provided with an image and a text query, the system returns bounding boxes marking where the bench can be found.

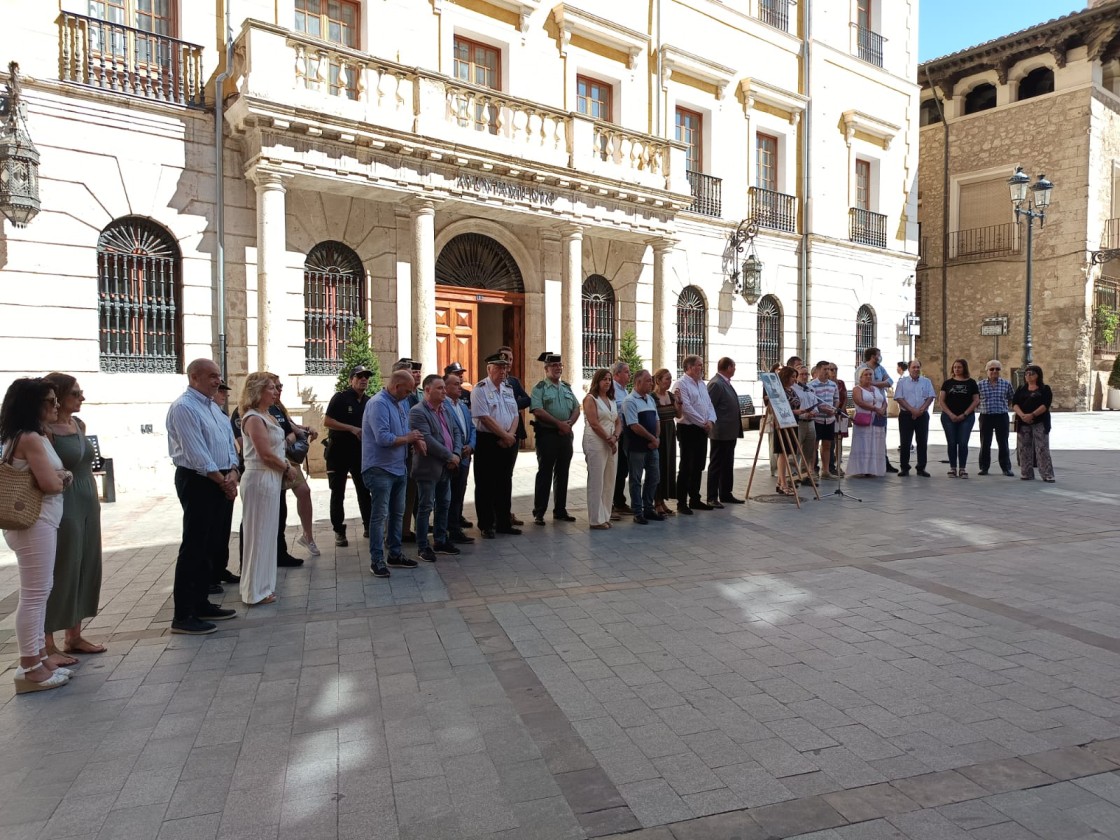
[87,434,116,503]
[739,394,764,431]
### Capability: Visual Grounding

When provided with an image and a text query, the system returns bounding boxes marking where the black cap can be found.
[218,381,232,391]
[484,353,511,366]
[537,352,562,364]
[444,362,466,376]
[410,361,423,372]
[350,365,373,378]
[392,358,413,372]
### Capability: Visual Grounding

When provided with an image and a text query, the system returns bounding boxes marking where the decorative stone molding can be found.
[660,45,736,100]
[740,77,808,125]
[552,5,648,70]
[482,0,539,34]
[841,109,900,149]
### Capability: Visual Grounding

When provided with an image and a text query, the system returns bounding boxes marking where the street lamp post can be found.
[1007,166,1053,374]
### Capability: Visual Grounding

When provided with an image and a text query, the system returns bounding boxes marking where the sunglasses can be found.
[988,368,1001,372]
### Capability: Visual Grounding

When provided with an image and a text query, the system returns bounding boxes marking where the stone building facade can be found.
[916,0,1120,409]
[0,0,918,493]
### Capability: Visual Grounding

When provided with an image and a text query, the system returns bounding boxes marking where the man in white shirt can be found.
[672,354,716,514]
[893,359,936,477]
[471,353,522,538]
[809,361,839,480]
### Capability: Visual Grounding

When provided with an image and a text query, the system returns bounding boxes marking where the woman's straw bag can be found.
[0,433,43,530]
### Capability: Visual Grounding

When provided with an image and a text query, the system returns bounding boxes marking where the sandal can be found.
[64,638,107,655]
[958,470,968,479]
[947,469,958,477]
[44,650,78,667]
[14,662,69,694]
[249,594,277,606]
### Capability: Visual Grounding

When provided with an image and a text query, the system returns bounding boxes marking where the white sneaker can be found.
[296,535,320,556]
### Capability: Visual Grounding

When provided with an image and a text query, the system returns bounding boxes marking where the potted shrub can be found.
[1109,354,1120,410]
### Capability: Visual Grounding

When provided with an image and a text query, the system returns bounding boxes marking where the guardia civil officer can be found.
[529,352,580,525]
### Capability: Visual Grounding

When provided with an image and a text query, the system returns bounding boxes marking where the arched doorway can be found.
[435,232,526,384]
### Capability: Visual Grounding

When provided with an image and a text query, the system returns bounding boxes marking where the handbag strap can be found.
[1,431,23,466]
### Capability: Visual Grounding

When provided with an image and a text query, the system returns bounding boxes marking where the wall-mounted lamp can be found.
[0,62,41,228]
[728,216,763,304]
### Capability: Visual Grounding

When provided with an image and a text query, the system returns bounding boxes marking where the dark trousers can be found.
[449,457,471,532]
[978,413,1011,473]
[327,457,371,535]
[533,430,574,516]
[211,479,236,583]
[403,472,418,536]
[706,439,737,501]
[174,468,231,621]
[940,412,976,470]
[613,445,630,508]
[474,433,516,531]
[676,424,708,506]
[898,412,929,472]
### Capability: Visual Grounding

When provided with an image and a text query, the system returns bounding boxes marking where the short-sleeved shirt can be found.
[471,377,519,435]
[791,382,818,420]
[940,378,980,416]
[978,378,1015,414]
[894,375,936,412]
[530,378,579,425]
[325,388,369,462]
[808,378,838,424]
[622,391,659,452]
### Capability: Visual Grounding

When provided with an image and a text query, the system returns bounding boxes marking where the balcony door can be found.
[675,108,703,172]
[294,0,361,98]
[453,37,501,132]
[756,133,778,192]
[88,0,176,92]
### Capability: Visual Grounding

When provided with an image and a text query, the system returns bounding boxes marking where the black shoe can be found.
[278,555,304,567]
[633,515,648,525]
[370,563,390,578]
[676,504,693,515]
[434,542,461,555]
[978,470,989,476]
[1003,470,1015,477]
[533,515,546,526]
[171,618,217,635]
[450,531,475,544]
[219,570,241,583]
[645,511,665,522]
[208,583,224,595]
[886,463,899,473]
[387,555,418,569]
[553,512,577,522]
[197,604,237,621]
[613,504,634,516]
[334,531,348,547]
[402,532,416,544]
[692,501,714,511]
[898,470,910,477]
[719,497,745,505]
[916,470,930,477]
[363,528,369,539]
[496,527,522,536]
[418,547,438,563]
[480,529,496,539]
[706,499,725,509]
[459,518,473,529]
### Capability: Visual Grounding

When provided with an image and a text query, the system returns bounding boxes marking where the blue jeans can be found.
[416,474,451,550]
[627,447,660,516]
[362,467,406,566]
[940,412,976,470]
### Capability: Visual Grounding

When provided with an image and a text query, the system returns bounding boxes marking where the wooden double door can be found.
[435,287,524,386]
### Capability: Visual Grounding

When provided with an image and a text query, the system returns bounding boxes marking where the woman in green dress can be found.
[43,372,104,664]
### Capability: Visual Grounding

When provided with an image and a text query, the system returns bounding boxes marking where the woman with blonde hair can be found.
[238,372,294,605]
[582,368,621,529]
[848,366,888,477]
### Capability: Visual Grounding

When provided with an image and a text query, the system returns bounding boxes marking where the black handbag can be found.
[287,431,310,464]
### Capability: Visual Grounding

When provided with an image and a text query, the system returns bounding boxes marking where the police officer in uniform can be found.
[498,345,530,527]
[471,353,521,538]
[530,352,580,525]
[324,365,373,547]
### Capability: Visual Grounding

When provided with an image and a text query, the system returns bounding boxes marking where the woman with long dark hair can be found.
[939,358,980,478]
[1,378,73,692]
[1012,364,1055,482]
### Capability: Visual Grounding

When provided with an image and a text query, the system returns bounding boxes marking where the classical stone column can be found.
[559,224,584,386]
[409,198,437,374]
[651,238,677,372]
[253,170,289,374]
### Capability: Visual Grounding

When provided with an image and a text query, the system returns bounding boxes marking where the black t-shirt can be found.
[940,378,979,416]
[1013,384,1053,433]
[325,388,369,461]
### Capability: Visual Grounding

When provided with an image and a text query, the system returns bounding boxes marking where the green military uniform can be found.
[530,376,580,521]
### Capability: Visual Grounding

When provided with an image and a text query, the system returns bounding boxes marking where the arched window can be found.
[582,275,615,378]
[675,286,707,377]
[304,241,365,375]
[757,295,782,374]
[436,233,524,292]
[963,83,996,114]
[97,216,182,372]
[1017,67,1054,101]
[855,304,877,366]
[919,99,942,127]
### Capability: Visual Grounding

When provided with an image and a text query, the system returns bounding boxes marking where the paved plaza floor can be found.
[3,415,1120,840]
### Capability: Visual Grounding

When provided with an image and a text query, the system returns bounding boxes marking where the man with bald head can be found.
[165,359,239,635]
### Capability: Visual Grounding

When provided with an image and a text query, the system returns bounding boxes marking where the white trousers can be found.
[583,434,617,527]
[4,519,58,657]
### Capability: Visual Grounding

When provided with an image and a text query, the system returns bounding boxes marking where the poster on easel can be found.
[759,372,797,428]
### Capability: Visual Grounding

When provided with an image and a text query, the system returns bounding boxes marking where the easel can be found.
[745,406,820,508]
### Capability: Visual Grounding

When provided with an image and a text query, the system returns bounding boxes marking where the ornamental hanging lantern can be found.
[728,216,763,304]
[0,62,41,228]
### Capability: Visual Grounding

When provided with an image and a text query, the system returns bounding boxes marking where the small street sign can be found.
[906,313,921,336]
[980,315,1009,337]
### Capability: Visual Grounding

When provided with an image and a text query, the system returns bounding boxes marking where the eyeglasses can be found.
[70,389,84,398]
[987,368,1001,372]
[43,397,59,406]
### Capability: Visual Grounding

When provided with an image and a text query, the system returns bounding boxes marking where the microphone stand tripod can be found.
[823,413,861,503]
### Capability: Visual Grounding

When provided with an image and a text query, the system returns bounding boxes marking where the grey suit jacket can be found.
[409,400,463,482]
[707,375,742,440]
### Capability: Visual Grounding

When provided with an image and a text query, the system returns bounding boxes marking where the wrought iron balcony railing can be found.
[948,223,1020,261]
[849,207,887,248]
[757,0,790,32]
[749,186,797,233]
[59,11,205,107]
[686,171,722,218]
[856,25,884,68]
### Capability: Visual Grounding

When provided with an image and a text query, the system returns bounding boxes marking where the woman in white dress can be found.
[582,369,622,529]
[848,366,887,477]
[238,372,294,605]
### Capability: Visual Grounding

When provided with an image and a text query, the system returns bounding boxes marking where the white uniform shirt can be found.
[471,377,519,435]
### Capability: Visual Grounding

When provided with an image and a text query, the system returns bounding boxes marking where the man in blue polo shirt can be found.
[622,369,662,525]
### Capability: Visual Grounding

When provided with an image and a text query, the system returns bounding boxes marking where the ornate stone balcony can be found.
[231,20,688,200]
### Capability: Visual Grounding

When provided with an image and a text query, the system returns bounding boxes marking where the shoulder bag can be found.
[0,432,44,530]
[852,410,873,427]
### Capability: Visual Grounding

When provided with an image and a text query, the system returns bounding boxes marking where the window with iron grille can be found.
[305,241,366,375]
[855,304,877,366]
[582,275,615,379]
[675,286,707,377]
[97,216,182,373]
[757,295,782,374]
